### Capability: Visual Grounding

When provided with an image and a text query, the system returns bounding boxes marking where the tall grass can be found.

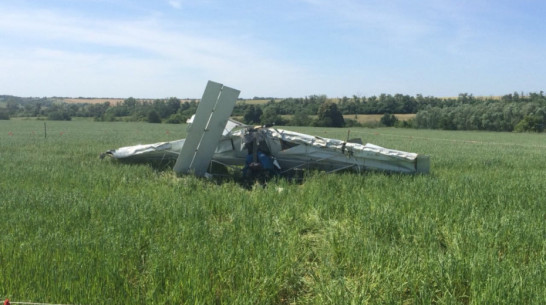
[1,120,545,304]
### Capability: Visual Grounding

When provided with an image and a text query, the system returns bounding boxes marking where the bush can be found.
[514,115,544,132]
[344,118,362,127]
[165,113,189,124]
[395,118,415,128]
[313,117,333,127]
[47,111,71,121]
[0,110,9,120]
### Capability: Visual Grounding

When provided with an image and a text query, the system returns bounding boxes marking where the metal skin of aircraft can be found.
[104,81,430,178]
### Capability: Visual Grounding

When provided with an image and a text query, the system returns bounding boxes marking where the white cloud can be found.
[168,0,182,9]
[0,5,309,97]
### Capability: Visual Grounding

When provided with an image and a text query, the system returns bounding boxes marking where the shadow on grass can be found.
[102,155,429,191]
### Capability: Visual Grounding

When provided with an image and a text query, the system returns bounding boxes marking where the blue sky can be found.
[1,0,545,98]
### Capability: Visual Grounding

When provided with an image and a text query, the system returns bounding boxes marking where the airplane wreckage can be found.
[104,81,430,179]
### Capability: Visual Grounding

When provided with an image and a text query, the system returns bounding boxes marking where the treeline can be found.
[411,92,546,132]
[0,96,199,124]
[233,92,545,132]
[1,92,545,132]
[88,97,200,124]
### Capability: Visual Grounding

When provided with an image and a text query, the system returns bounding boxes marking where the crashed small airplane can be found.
[104,81,430,178]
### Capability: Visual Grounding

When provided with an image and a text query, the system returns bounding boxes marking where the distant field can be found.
[237,99,279,105]
[61,97,384,106]
[63,98,125,105]
[63,98,269,105]
[62,98,196,105]
[344,113,415,123]
[439,95,503,100]
[1,120,544,304]
[233,114,415,124]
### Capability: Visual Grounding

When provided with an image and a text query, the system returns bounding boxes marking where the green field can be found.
[1,120,545,304]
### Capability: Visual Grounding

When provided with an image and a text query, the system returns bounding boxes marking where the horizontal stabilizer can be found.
[173,81,240,176]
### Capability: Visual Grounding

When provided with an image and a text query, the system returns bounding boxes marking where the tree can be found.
[380,113,398,127]
[123,97,137,108]
[243,105,262,124]
[165,97,181,116]
[260,106,286,126]
[6,101,19,115]
[88,102,110,120]
[315,102,345,127]
[290,109,311,126]
[147,110,161,123]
